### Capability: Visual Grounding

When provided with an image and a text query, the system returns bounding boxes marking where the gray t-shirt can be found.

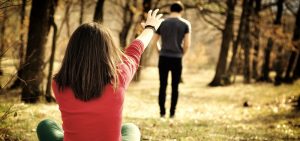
[156,17,190,58]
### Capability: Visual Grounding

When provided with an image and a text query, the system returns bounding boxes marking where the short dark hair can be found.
[170,1,184,12]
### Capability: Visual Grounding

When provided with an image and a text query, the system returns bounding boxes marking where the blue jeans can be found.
[36,119,141,141]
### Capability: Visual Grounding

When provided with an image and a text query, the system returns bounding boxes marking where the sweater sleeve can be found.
[118,40,145,89]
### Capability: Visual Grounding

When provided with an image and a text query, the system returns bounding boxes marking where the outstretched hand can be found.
[136,9,163,49]
[142,9,164,31]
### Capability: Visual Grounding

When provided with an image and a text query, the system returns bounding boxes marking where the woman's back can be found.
[52,39,145,141]
[53,81,124,141]
[37,9,163,141]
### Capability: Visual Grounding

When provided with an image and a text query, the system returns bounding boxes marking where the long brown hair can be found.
[54,23,123,101]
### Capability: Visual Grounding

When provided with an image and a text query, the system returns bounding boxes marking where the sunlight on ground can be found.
[1,67,300,140]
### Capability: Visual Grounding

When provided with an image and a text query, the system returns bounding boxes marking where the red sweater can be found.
[52,40,144,141]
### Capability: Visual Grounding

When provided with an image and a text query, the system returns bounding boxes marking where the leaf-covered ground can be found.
[1,68,300,141]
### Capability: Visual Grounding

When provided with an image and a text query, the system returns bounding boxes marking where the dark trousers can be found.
[158,56,182,117]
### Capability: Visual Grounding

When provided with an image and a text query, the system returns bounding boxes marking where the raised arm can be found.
[119,9,163,88]
[137,9,164,48]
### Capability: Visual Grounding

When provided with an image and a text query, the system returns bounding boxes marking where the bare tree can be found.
[285,3,300,82]
[0,0,22,11]
[57,0,72,37]
[225,0,252,84]
[64,0,72,37]
[290,2,300,110]
[258,0,285,83]
[45,0,58,102]
[21,0,52,103]
[7,0,28,89]
[133,0,152,82]
[252,0,261,80]
[259,37,273,82]
[119,0,135,48]
[19,0,27,68]
[0,7,7,76]
[79,0,85,24]
[93,0,105,23]
[209,0,236,86]
[273,0,285,85]
[241,0,253,84]
[274,0,284,25]
[293,56,300,79]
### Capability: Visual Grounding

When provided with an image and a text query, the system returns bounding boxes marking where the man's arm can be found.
[183,32,191,55]
[152,33,161,52]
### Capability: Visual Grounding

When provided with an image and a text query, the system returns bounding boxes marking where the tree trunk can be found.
[225,0,248,84]
[0,8,7,76]
[93,0,105,23]
[143,0,152,12]
[64,0,72,37]
[9,0,27,88]
[19,0,27,68]
[284,51,297,83]
[273,0,285,85]
[252,0,261,80]
[79,0,85,24]
[133,0,152,82]
[273,0,284,25]
[243,23,251,84]
[45,0,58,103]
[241,0,253,84]
[274,45,284,86]
[293,56,300,79]
[119,1,134,48]
[21,0,51,103]
[284,1,300,83]
[258,37,273,82]
[57,0,72,37]
[291,2,300,80]
[209,0,236,86]
[258,0,285,83]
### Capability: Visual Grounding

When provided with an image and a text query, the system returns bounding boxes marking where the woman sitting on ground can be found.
[36,9,163,141]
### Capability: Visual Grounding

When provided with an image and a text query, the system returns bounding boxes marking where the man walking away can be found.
[152,1,191,118]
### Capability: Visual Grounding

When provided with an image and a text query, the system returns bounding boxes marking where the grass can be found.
[1,67,300,141]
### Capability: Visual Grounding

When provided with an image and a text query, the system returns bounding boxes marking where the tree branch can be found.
[285,2,297,17]
[0,0,30,9]
[0,4,22,9]
[200,14,223,31]
[261,2,277,11]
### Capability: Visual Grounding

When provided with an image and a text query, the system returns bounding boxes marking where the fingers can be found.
[152,9,159,17]
[156,14,163,19]
[145,9,163,29]
[148,9,160,18]
[147,10,153,19]
[159,19,164,23]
